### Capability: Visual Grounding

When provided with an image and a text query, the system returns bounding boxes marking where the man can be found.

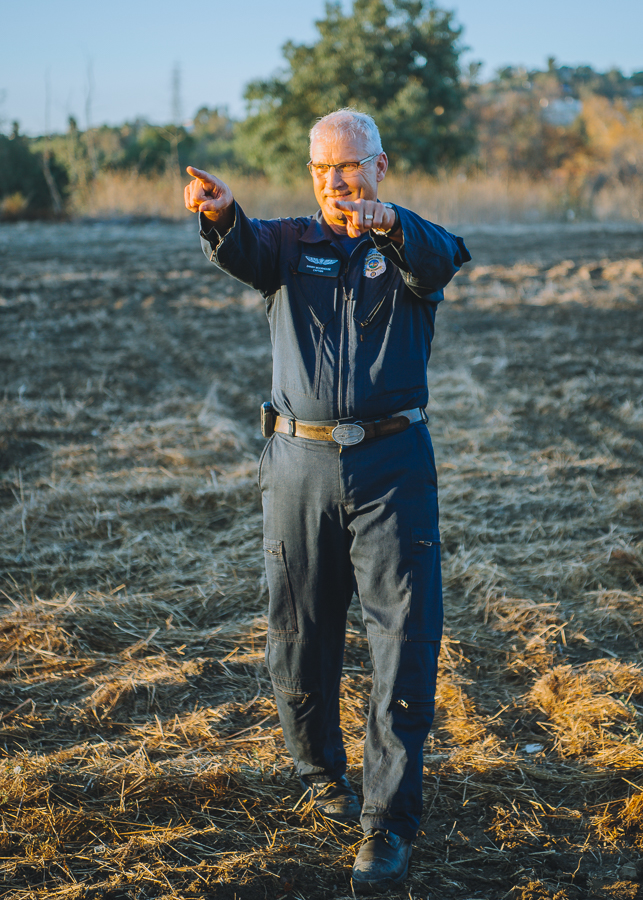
[184,109,470,893]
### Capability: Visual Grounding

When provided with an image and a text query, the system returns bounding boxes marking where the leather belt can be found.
[274,408,426,446]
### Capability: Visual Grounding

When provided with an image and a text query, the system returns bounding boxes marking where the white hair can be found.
[309,109,383,157]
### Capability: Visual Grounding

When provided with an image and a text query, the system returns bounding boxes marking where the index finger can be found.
[333,199,358,211]
[186,166,216,185]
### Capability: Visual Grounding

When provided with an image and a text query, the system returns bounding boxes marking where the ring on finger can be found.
[364,214,374,220]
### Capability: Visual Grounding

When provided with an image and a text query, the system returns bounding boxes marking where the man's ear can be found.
[376,152,388,183]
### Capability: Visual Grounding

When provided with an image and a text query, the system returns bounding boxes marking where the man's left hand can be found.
[332,199,397,238]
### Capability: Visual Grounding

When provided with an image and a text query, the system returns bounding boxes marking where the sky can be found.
[1,0,642,135]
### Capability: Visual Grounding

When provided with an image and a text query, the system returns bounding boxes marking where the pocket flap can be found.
[412,526,441,547]
[264,538,284,556]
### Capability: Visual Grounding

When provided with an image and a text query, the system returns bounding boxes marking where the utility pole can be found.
[171,62,182,127]
[84,59,98,179]
[168,62,182,217]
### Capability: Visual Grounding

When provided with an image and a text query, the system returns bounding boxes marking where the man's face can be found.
[309,128,388,234]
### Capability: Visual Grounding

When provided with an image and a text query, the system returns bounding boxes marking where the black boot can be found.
[298,775,361,822]
[352,829,412,893]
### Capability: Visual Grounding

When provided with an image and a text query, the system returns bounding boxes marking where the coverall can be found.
[200,204,470,839]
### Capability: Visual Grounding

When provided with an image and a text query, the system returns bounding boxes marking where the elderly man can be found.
[184,109,470,893]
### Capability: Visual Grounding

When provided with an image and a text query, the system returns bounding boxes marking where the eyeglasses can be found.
[307,153,380,177]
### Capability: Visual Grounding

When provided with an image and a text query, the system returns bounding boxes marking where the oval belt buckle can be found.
[331,422,366,446]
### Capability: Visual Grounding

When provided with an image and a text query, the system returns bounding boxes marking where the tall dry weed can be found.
[69,169,188,219]
[71,169,315,221]
[382,172,562,225]
[69,166,642,225]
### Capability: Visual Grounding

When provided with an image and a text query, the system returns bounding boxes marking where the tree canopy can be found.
[238,0,473,179]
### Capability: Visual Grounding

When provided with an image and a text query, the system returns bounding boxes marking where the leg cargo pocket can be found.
[408,527,443,641]
[391,695,436,740]
[264,538,298,634]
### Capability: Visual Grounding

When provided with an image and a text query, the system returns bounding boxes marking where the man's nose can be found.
[326,166,346,189]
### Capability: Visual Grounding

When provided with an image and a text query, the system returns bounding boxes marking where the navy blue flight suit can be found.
[200,204,470,840]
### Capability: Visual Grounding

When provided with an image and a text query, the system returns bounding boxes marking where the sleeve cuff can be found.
[199,211,233,244]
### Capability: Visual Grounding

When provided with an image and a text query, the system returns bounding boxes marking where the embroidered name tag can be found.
[364,248,387,279]
[298,254,341,277]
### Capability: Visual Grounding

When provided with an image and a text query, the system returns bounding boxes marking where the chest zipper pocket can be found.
[289,262,336,322]
[308,304,329,398]
[359,289,396,341]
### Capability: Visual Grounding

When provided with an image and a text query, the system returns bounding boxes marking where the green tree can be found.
[0,122,68,218]
[238,0,473,179]
[191,107,239,170]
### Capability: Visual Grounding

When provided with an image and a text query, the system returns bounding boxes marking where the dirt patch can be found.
[1,219,643,899]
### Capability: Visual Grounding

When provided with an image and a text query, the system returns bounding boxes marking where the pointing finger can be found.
[186,165,209,179]
[333,199,358,212]
[186,166,217,186]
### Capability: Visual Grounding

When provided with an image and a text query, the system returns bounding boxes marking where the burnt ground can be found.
[0,218,643,899]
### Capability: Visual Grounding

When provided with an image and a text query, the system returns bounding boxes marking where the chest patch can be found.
[363,248,387,279]
[298,253,341,277]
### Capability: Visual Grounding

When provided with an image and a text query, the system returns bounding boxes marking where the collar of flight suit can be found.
[298,210,339,245]
[298,209,375,244]
[299,209,375,263]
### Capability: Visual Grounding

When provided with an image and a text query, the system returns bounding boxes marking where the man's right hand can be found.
[184,167,234,229]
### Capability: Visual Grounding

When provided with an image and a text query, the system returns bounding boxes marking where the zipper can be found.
[336,240,365,415]
[306,303,327,398]
[307,303,324,330]
[313,321,326,397]
[281,690,310,703]
[360,297,386,328]
[337,277,354,419]
[416,540,434,547]
[337,278,344,418]
[358,288,396,342]
[361,287,395,328]
[344,288,354,320]
[344,237,365,274]
[394,698,432,710]
[342,286,354,417]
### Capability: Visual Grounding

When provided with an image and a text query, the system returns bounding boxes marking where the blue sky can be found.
[1,0,641,135]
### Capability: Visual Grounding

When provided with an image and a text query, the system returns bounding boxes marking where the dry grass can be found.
[1,219,643,898]
[70,170,190,220]
[530,661,643,760]
[69,168,643,227]
[69,170,316,223]
[381,173,565,226]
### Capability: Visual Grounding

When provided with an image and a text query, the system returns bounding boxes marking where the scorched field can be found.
[1,218,643,900]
